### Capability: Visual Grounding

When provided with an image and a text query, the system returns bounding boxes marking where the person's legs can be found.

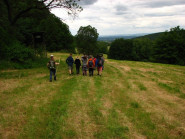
[97,67,100,75]
[89,68,91,76]
[92,68,94,76]
[53,69,56,80]
[85,66,87,76]
[99,67,103,76]
[82,66,84,75]
[71,65,73,74]
[78,67,80,74]
[50,69,52,81]
[69,66,72,74]
[76,67,79,74]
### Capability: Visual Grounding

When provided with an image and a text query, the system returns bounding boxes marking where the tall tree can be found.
[154,26,185,65]
[109,38,133,60]
[76,25,99,55]
[2,0,82,26]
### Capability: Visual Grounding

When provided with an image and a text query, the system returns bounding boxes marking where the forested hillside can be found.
[134,32,164,40]
[0,0,81,69]
[109,26,185,66]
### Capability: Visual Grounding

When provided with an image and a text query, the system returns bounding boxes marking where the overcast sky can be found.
[51,0,185,36]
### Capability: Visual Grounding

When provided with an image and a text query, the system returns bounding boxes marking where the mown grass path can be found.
[0,53,185,139]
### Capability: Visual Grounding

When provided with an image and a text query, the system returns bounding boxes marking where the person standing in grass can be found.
[96,54,104,76]
[47,55,59,82]
[74,56,81,74]
[81,55,88,76]
[66,53,74,75]
[93,55,97,74]
[88,56,95,76]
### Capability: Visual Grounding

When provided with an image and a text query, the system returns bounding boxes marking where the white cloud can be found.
[51,0,185,35]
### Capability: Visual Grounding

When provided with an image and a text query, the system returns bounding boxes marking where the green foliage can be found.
[0,41,48,69]
[39,14,74,52]
[154,26,185,65]
[97,41,109,54]
[132,38,154,61]
[6,41,34,62]
[135,32,164,40]
[76,25,99,55]
[108,38,133,60]
[108,26,185,66]
[0,0,77,69]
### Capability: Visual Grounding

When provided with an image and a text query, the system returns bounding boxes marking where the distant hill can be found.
[98,33,148,42]
[98,32,164,42]
[134,32,164,40]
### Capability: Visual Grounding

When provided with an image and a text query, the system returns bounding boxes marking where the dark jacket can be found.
[74,58,81,67]
[66,56,74,66]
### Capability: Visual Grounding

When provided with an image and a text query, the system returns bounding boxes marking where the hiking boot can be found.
[50,80,52,82]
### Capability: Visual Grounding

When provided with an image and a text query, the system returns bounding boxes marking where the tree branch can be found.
[3,0,12,23]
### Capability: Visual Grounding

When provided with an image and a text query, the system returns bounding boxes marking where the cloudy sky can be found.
[51,0,185,36]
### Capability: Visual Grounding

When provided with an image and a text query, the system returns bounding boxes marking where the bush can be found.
[6,41,35,62]
[0,41,49,69]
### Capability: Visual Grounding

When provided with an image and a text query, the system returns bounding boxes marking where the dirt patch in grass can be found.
[0,69,19,73]
[120,65,131,71]
[0,79,20,93]
[35,73,47,78]
[138,68,162,73]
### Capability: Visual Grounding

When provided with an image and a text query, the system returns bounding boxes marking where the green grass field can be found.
[0,53,185,139]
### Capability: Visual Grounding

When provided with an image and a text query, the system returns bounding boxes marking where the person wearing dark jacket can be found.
[66,53,74,75]
[74,56,81,74]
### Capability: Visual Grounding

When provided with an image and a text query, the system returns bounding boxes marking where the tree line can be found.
[1,0,184,68]
[108,26,185,66]
[0,0,108,69]
[0,0,82,69]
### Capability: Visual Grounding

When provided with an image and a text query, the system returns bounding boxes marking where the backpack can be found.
[88,60,93,68]
[49,60,55,69]
[98,59,103,67]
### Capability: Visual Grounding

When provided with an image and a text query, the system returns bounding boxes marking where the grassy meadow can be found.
[0,53,185,139]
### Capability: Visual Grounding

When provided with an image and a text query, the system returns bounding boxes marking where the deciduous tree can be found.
[76,25,99,55]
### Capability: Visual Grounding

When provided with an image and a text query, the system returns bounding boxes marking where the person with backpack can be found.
[88,56,95,76]
[96,54,104,76]
[93,56,97,74]
[66,53,74,75]
[74,56,81,74]
[81,55,88,76]
[47,55,59,82]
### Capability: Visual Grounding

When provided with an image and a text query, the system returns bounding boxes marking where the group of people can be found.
[47,54,104,82]
[66,53,104,76]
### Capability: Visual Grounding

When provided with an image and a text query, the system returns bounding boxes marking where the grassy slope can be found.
[0,53,185,139]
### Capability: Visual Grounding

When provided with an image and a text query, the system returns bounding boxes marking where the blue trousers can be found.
[50,69,56,81]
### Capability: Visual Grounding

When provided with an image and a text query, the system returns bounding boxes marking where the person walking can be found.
[96,54,104,76]
[81,55,88,76]
[88,56,95,76]
[47,55,59,82]
[74,56,81,74]
[93,56,97,74]
[66,53,74,75]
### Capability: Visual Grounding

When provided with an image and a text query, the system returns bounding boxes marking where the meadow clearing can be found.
[0,53,185,139]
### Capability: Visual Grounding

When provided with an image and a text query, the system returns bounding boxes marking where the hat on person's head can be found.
[99,53,103,57]
[50,55,54,57]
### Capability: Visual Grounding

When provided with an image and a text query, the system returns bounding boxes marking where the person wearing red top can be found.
[87,56,95,76]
